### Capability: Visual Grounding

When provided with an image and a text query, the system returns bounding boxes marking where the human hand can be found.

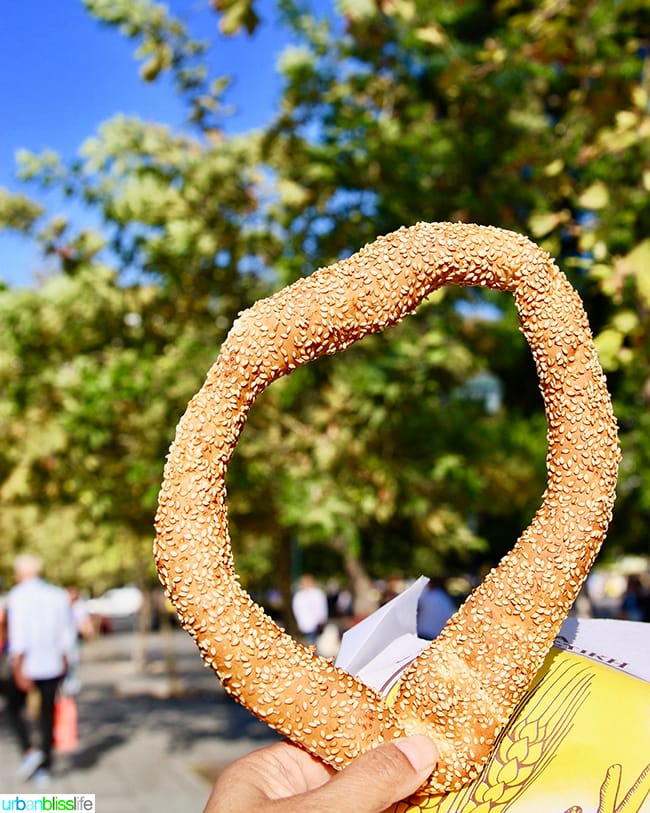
[203,735,438,813]
[12,657,34,693]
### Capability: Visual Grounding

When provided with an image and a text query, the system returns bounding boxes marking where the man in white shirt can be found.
[6,554,75,783]
[292,574,329,647]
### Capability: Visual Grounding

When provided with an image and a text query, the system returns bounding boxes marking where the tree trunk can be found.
[276,533,300,638]
[331,536,377,619]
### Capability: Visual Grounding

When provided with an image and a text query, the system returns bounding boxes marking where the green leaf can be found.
[618,240,650,307]
[594,328,623,370]
[336,0,377,21]
[213,0,260,35]
[0,189,43,233]
[578,181,610,210]
[528,210,568,238]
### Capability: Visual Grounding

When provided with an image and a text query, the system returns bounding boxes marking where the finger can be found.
[297,736,439,813]
[202,741,334,812]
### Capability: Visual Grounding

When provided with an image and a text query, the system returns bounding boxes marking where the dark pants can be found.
[6,675,62,770]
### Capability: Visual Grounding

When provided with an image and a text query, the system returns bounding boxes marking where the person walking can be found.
[619,574,649,622]
[416,577,456,640]
[292,574,328,648]
[0,598,8,697]
[5,553,75,784]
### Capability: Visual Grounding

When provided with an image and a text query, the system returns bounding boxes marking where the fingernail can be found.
[395,736,439,773]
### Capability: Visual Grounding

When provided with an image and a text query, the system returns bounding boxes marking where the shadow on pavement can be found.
[72,688,279,772]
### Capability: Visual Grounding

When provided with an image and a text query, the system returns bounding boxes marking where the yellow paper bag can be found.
[388,643,649,813]
[336,584,649,813]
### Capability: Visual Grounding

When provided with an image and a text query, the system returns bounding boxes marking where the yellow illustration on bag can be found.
[388,649,649,813]
[335,581,650,813]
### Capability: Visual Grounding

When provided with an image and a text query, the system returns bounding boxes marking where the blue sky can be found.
[0,0,319,287]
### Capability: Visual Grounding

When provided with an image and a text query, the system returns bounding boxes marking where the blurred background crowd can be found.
[3,556,647,669]
[0,551,647,790]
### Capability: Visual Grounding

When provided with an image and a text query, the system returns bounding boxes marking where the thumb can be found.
[308,735,439,813]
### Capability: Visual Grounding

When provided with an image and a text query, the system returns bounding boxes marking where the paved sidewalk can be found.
[0,628,279,811]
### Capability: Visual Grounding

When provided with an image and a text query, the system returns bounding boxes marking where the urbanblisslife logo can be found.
[0,796,95,811]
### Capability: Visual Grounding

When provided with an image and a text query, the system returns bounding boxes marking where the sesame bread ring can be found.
[154,222,619,793]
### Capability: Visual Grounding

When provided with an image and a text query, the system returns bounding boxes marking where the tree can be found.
[0,0,276,592]
[1,0,648,606]
[0,261,214,591]
[229,0,650,562]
